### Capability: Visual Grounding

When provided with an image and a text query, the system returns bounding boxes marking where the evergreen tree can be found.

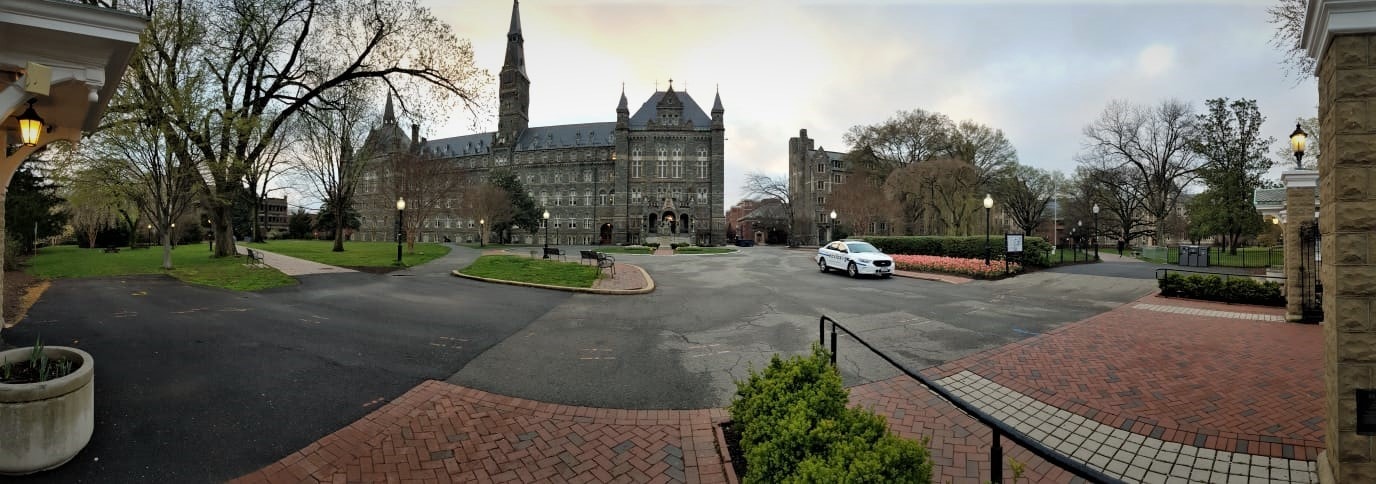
[1187,98,1274,253]
[5,167,67,255]
[315,198,361,240]
[287,208,314,239]
[489,169,540,243]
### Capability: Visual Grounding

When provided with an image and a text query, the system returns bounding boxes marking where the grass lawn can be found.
[28,245,296,291]
[597,246,654,255]
[247,240,450,268]
[459,255,601,288]
[674,247,735,254]
[1137,246,1281,268]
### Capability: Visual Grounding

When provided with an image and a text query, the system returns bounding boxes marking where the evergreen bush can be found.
[1158,273,1282,306]
[729,346,932,483]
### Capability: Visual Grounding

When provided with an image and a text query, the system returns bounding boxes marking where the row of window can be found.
[630,160,709,179]
[526,170,612,185]
[630,147,710,160]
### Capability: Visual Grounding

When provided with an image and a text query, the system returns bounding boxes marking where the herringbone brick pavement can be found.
[234,380,730,484]
[929,294,1323,461]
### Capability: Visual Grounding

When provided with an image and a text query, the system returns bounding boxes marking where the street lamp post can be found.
[1077,220,1082,253]
[828,210,837,243]
[479,219,485,248]
[1290,123,1308,168]
[983,194,994,265]
[395,197,406,264]
[1092,204,1100,260]
[542,210,551,258]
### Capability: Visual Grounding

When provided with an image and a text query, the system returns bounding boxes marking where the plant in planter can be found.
[0,337,95,475]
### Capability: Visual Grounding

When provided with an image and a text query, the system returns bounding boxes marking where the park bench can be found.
[103,245,120,253]
[579,250,599,265]
[543,247,567,261]
[595,251,615,275]
[245,248,266,266]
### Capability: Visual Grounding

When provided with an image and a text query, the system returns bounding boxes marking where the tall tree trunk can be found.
[211,205,236,258]
[161,231,174,270]
[331,199,346,252]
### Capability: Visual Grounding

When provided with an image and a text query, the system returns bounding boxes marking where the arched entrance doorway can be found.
[599,223,612,245]
[662,211,676,234]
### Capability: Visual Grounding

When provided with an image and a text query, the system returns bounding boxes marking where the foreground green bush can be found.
[1158,273,1283,306]
[730,346,932,483]
[864,236,1054,267]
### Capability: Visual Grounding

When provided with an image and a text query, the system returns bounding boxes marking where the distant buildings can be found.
[788,129,848,245]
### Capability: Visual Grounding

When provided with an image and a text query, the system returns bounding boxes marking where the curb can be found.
[891,271,971,285]
[451,263,655,295]
[713,419,740,484]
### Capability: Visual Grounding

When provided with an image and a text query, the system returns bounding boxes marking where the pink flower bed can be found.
[891,254,1021,279]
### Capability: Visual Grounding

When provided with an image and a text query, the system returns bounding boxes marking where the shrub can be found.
[730,346,932,483]
[864,236,1054,267]
[1158,273,1282,306]
[890,254,1020,279]
[646,242,661,249]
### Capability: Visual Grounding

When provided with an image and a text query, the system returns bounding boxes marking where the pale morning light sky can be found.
[405,0,1316,207]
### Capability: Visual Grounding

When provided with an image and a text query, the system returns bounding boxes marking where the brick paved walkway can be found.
[929,294,1323,462]
[235,380,730,484]
[591,263,648,291]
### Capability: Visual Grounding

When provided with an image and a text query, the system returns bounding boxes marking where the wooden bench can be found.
[245,248,266,266]
[579,250,600,265]
[103,246,120,253]
[543,247,566,261]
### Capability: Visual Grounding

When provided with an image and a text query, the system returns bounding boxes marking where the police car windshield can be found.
[845,242,880,253]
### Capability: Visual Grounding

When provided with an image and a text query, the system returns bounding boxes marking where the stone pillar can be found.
[1284,170,1319,322]
[1306,2,1376,481]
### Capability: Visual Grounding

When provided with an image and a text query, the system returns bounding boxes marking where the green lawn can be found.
[246,240,450,268]
[28,245,296,291]
[597,246,654,255]
[674,247,735,254]
[459,255,601,288]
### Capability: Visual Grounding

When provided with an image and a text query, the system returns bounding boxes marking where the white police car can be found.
[816,240,894,278]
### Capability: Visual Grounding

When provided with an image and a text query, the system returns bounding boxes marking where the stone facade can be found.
[1283,171,1319,322]
[355,1,725,246]
[788,129,848,245]
[1316,26,1376,484]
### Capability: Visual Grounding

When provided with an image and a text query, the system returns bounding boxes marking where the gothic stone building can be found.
[356,0,725,246]
[788,129,848,245]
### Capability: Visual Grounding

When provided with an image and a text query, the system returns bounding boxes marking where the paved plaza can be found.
[1,245,1325,483]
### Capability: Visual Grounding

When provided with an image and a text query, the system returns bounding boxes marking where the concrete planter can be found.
[0,346,94,475]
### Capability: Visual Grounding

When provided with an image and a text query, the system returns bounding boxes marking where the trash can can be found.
[1178,245,1209,267]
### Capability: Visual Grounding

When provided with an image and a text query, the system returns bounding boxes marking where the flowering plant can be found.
[890,254,1021,279]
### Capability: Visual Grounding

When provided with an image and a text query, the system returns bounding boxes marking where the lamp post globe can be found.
[983,194,993,265]
[542,210,551,258]
[828,210,837,243]
[1091,203,1100,260]
[1290,123,1308,167]
[395,197,405,264]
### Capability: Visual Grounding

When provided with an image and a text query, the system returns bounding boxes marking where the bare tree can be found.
[1079,99,1200,244]
[843,109,952,166]
[1267,0,1315,82]
[995,165,1059,236]
[60,167,126,249]
[829,170,895,237]
[461,183,514,245]
[742,173,793,242]
[295,87,377,252]
[945,119,1018,191]
[387,149,466,252]
[1076,165,1154,245]
[120,0,488,258]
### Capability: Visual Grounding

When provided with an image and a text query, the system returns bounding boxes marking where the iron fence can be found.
[819,316,1122,484]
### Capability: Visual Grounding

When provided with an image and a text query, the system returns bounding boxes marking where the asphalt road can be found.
[1,245,1158,482]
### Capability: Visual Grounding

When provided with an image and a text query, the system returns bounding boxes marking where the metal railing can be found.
[1153,267,1286,284]
[819,316,1121,484]
[1139,245,1284,268]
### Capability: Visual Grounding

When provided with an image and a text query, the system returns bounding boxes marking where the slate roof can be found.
[423,122,616,158]
[741,200,788,221]
[1253,188,1286,208]
[629,91,712,128]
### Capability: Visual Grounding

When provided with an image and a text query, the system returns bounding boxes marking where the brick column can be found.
[1306,3,1376,481]
[1283,170,1319,322]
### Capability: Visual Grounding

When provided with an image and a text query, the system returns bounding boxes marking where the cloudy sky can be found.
[416,0,1316,206]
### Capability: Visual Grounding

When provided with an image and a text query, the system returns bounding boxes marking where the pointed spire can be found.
[712,85,723,113]
[617,83,628,112]
[667,78,674,92]
[508,0,522,36]
[383,92,396,124]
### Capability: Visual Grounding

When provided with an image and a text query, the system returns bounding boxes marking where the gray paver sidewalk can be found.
[236,245,357,276]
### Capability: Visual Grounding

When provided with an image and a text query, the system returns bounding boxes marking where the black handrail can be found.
[819,316,1121,484]
[1154,267,1286,284]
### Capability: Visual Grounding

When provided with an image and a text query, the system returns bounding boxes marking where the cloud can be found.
[1136,44,1175,77]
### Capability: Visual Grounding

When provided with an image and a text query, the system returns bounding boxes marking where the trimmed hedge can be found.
[729,346,933,483]
[1158,273,1283,306]
[863,236,1055,267]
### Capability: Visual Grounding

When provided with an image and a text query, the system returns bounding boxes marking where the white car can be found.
[816,240,894,278]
